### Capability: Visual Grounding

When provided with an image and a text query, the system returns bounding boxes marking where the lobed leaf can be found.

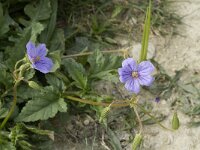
[24,0,51,21]
[40,0,58,44]
[62,58,88,90]
[45,74,66,91]
[15,87,67,122]
[0,3,9,36]
[87,50,122,82]
[30,22,45,43]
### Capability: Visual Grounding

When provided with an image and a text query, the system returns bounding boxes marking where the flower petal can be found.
[118,67,131,76]
[35,43,47,57]
[32,57,53,74]
[26,41,36,58]
[122,58,137,71]
[125,79,140,94]
[118,67,132,83]
[138,61,155,76]
[138,75,154,86]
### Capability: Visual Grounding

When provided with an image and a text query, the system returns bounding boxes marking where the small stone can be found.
[83,119,90,126]
[129,42,156,60]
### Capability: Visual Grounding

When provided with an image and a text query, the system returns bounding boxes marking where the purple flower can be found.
[155,97,160,103]
[26,41,53,74]
[118,58,155,94]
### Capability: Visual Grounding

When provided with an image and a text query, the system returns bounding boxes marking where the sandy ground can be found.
[142,0,200,150]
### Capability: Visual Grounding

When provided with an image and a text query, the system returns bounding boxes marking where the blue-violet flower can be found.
[155,97,160,103]
[118,58,155,94]
[26,41,53,74]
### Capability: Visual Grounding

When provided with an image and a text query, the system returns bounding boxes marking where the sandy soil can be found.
[142,0,200,150]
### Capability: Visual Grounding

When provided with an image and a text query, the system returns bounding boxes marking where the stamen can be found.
[36,56,40,61]
[132,71,138,78]
[32,56,40,62]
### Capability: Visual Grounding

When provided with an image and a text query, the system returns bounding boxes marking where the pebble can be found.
[129,42,156,60]
[83,119,90,126]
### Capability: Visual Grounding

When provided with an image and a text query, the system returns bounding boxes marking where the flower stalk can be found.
[63,95,130,107]
[0,81,19,129]
[62,48,128,59]
[133,106,143,134]
[0,59,29,129]
[64,94,173,131]
[136,103,174,131]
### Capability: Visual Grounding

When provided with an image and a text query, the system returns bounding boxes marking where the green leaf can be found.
[45,74,66,91]
[132,134,142,150]
[87,50,122,82]
[17,85,40,100]
[140,1,151,62]
[107,127,122,150]
[0,107,9,119]
[88,50,105,73]
[190,105,200,115]
[0,142,16,150]
[90,71,119,83]
[111,5,123,18]
[24,0,51,21]
[5,26,31,70]
[9,123,33,150]
[10,124,26,145]
[30,22,45,42]
[172,112,180,130]
[15,86,67,122]
[40,0,58,44]
[62,58,87,90]
[22,124,54,140]
[23,68,35,81]
[0,67,13,89]
[0,3,9,36]
[88,50,122,73]
[18,140,32,150]
[48,28,65,52]
[49,50,61,72]
[0,3,9,37]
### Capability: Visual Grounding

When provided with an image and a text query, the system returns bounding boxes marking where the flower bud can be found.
[132,133,142,150]
[28,81,42,90]
[172,112,180,130]
[99,106,110,123]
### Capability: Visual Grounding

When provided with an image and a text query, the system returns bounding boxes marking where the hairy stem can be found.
[14,59,24,71]
[133,106,143,134]
[0,82,19,129]
[62,49,128,58]
[136,104,174,131]
[63,95,130,107]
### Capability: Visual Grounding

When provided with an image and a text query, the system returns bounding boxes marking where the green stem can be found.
[136,104,174,131]
[14,59,24,71]
[0,82,19,129]
[63,95,130,107]
[133,106,143,134]
[62,49,128,59]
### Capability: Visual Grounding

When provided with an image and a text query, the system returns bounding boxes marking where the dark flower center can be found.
[132,71,138,78]
[33,56,40,62]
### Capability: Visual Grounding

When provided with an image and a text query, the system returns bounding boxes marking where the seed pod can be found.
[99,106,110,123]
[28,81,42,90]
[172,112,180,130]
[132,133,142,150]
